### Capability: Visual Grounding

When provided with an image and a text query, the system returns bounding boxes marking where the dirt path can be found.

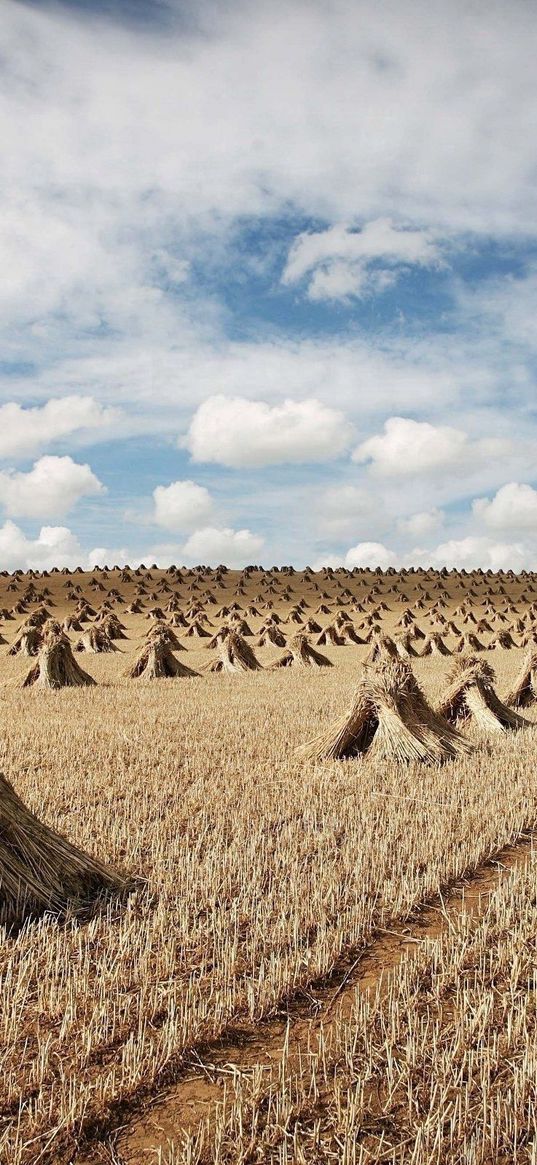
[79,830,535,1164]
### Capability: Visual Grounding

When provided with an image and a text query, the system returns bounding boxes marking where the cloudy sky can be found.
[2,0,537,570]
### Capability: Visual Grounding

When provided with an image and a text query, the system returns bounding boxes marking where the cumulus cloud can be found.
[0,456,104,519]
[416,536,535,573]
[0,520,127,572]
[3,0,535,359]
[153,479,214,531]
[181,525,264,566]
[472,482,537,532]
[0,396,118,460]
[88,545,132,568]
[283,219,440,301]
[397,508,444,538]
[355,417,511,478]
[185,396,351,468]
[317,485,386,539]
[313,540,403,570]
[2,2,537,567]
[344,541,398,570]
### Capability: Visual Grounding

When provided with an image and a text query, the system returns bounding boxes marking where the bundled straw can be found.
[334,622,365,645]
[23,631,96,688]
[436,655,529,732]
[185,619,210,638]
[209,631,262,673]
[256,625,287,648]
[364,634,399,664]
[269,633,332,669]
[505,648,537,708]
[316,624,343,646]
[127,635,197,679]
[145,621,182,649]
[454,632,486,654]
[76,627,118,653]
[299,658,471,764]
[394,633,420,659]
[95,613,127,640]
[0,772,131,929]
[489,630,518,650]
[420,632,451,657]
[62,615,83,632]
[9,627,42,657]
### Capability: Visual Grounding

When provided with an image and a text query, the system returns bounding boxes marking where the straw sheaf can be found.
[0,772,132,930]
[437,655,530,732]
[127,635,198,680]
[209,631,263,673]
[505,648,537,708]
[23,635,96,689]
[299,659,471,764]
[269,633,332,669]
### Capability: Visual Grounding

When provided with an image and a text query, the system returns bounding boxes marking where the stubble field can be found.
[0,563,536,1164]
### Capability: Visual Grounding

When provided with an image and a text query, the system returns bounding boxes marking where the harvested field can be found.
[0,565,536,1163]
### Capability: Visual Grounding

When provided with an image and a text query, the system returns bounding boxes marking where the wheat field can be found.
[0,564,536,1163]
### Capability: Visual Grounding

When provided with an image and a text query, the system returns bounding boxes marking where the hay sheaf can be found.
[299,659,471,764]
[23,635,96,689]
[9,627,43,657]
[394,633,420,659]
[420,633,452,657]
[76,627,118,654]
[505,648,537,708]
[209,631,262,673]
[316,624,343,647]
[256,625,287,648]
[127,636,197,680]
[0,772,132,930]
[145,621,182,650]
[436,655,530,732]
[364,634,399,664]
[269,633,332,669]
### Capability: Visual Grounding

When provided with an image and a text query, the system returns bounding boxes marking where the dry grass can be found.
[0,567,535,1162]
[166,852,537,1164]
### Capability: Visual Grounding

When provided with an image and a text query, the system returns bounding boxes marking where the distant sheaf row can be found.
[2,562,537,933]
[3,631,536,931]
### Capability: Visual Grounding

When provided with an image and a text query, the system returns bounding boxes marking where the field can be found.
[0,563,536,1163]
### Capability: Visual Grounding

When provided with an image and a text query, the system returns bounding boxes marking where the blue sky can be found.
[2,0,537,570]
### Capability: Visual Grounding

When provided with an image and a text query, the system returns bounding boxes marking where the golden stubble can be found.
[0,567,535,1162]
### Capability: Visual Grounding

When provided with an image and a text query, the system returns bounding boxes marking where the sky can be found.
[1,0,537,571]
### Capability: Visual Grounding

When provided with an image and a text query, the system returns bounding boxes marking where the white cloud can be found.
[454,267,537,354]
[344,541,398,570]
[397,508,444,538]
[308,264,396,302]
[355,417,511,478]
[2,0,535,355]
[416,536,535,573]
[181,525,264,566]
[153,479,214,531]
[0,456,104,519]
[472,482,537,532]
[0,522,81,572]
[185,395,352,468]
[319,534,537,572]
[311,553,347,570]
[0,521,127,572]
[317,485,386,539]
[0,396,118,460]
[283,219,440,301]
[1,2,537,566]
[87,545,131,568]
